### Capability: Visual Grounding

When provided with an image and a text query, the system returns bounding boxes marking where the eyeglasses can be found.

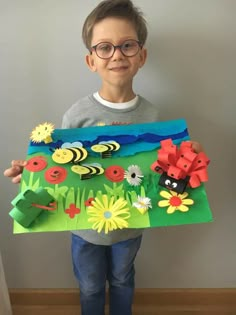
[90,39,142,59]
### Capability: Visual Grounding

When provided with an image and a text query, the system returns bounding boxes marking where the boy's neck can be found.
[99,87,136,103]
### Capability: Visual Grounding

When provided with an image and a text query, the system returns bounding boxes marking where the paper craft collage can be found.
[9,119,213,234]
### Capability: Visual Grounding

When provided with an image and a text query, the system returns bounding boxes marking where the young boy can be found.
[4,1,203,314]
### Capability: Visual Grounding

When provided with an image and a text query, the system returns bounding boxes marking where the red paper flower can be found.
[25,156,47,172]
[45,166,67,184]
[65,204,81,218]
[84,197,95,207]
[104,165,125,182]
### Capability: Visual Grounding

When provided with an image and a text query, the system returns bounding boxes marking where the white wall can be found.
[0,0,235,288]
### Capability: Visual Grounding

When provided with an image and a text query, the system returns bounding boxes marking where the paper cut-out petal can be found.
[160,190,173,199]
[166,205,176,214]
[181,198,194,205]
[176,205,190,212]
[158,200,170,207]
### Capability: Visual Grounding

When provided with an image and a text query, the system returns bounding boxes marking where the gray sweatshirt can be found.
[61,94,159,245]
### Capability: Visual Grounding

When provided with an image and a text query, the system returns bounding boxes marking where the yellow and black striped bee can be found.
[71,163,104,180]
[52,144,88,164]
[91,141,120,158]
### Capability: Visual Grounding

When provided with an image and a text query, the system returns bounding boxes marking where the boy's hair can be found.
[82,0,148,49]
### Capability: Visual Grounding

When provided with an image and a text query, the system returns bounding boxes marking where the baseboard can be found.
[9,288,236,309]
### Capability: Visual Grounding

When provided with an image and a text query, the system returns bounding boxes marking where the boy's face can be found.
[86,17,147,90]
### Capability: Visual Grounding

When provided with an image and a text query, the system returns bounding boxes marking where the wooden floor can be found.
[10,288,236,315]
[12,305,236,315]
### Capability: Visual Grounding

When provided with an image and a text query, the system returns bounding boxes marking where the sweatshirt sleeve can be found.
[61,110,71,129]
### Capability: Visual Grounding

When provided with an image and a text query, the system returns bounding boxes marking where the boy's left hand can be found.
[189,141,204,154]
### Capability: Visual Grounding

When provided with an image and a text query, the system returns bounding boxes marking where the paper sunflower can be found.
[158,190,194,214]
[87,195,130,234]
[30,122,54,143]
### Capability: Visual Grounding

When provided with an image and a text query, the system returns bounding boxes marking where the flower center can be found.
[170,196,182,207]
[104,211,112,219]
[139,201,146,207]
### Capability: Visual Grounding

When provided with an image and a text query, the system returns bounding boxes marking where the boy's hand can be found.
[3,160,27,184]
[188,141,204,154]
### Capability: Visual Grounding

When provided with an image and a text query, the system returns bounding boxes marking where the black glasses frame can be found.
[90,40,143,59]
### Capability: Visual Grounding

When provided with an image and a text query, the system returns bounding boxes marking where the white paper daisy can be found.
[133,196,152,214]
[124,165,143,186]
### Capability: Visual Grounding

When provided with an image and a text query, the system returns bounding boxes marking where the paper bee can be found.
[71,163,104,180]
[51,142,88,164]
[91,141,120,158]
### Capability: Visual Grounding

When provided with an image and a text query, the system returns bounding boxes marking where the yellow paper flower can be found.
[87,195,130,234]
[30,122,54,143]
[158,190,194,214]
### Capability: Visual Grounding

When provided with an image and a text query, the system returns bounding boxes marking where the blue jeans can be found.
[71,234,142,315]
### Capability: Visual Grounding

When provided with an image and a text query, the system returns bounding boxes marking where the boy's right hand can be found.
[3,160,27,184]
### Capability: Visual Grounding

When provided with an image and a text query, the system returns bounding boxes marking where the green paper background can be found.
[12,120,213,234]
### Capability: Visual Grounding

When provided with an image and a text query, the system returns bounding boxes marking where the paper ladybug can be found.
[151,139,210,193]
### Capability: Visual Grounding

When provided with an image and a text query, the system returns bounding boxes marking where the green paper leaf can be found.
[32,178,40,191]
